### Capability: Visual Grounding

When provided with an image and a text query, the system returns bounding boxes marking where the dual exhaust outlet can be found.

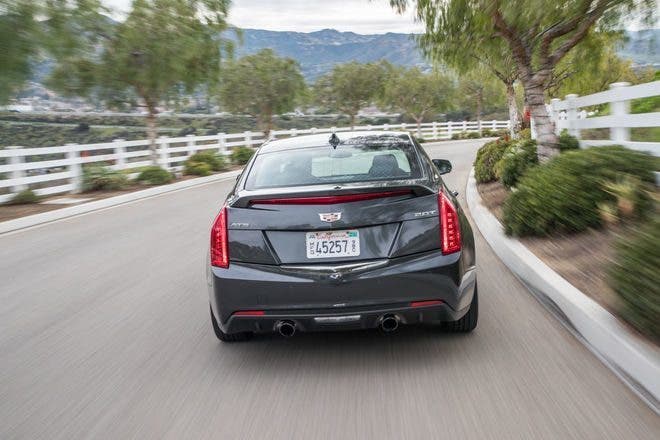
[274,314,400,337]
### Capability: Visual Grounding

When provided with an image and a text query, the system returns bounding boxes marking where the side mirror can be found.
[432,159,452,175]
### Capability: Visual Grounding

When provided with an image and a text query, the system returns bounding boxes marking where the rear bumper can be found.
[208,249,476,334]
[222,302,468,334]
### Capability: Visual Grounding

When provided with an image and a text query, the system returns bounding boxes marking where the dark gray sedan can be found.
[207,131,477,341]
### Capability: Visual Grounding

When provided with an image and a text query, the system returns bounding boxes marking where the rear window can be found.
[245,136,423,190]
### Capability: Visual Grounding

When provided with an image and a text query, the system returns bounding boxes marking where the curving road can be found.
[0,139,658,439]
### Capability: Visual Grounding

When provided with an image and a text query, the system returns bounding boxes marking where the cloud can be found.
[102,0,423,34]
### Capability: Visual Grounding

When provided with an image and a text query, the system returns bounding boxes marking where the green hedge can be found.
[7,189,39,205]
[474,139,510,183]
[503,146,657,236]
[82,165,128,192]
[136,166,173,185]
[184,161,212,176]
[558,130,580,151]
[185,151,227,172]
[231,146,255,165]
[608,218,660,341]
[494,139,538,188]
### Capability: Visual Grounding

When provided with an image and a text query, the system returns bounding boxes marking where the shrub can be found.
[474,139,510,183]
[608,217,660,341]
[184,161,212,176]
[136,166,174,185]
[231,146,255,165]
[558,129,580,151]
[7,189,39,204]
[502,146,657,236]
[518,128,531,140]
[186,151,227,172]
[494,139,538,188]
[467,131,481,139]
[82,165,128,192]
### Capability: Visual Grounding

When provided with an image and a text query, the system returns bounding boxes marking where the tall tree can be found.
[49,0,234,164]
[391,0,656,161]
[458,68,506,134]
[220,49,306,137]
[417,14,520,136]
[314,61,390,128]
[0,0,106,104]
[380,67,454,135]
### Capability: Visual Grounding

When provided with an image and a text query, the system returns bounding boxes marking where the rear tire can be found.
[444,283,478,332]
[210,305,252,342]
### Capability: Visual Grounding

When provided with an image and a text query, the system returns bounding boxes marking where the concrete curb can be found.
[0,170,242,235]
[465,168,660,411]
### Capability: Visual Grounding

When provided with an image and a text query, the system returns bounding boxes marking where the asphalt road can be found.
[1,139,658,439]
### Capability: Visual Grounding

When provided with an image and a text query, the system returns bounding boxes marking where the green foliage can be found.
[380,67,454,125]
[314,61,391,126]
[82,165,128,192]
[502,146,657,237]
[135,166,173,185]
[184,161,212,176]
[220,49,306,135]
[7,189,39,205]
[231,147,255,165]
[608,217,660,341]
[474,139,510,183]
[457,68,506,121]
[558,130,580,151]
[494,139,538,188]
[186,151,227,172]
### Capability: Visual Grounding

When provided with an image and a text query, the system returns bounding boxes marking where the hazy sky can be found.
[102,0,423,34]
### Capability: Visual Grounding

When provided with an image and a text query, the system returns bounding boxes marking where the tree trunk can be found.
[145,106,158,165]
[265,113,273,139]
[524,82,559,162]
[415,117,423,138]
[505,82,520,138]
[349,113,356,130]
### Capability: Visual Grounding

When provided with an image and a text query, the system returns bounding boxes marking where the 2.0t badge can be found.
[319,212,342,222]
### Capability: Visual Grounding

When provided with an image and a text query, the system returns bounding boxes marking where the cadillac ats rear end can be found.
[207,132,477,341]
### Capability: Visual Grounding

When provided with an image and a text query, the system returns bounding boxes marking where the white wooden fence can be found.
[549,80,660,156]
[0,119,509,203]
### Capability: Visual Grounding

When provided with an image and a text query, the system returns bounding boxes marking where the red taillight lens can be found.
[210,206,229,268]
[249,190,411,205]
[439,191,461,254]
[233,310,265,316]
[410,299,444,308]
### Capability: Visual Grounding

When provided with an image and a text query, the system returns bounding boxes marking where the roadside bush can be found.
[82,165,128,192]
[494,139,538,188]
[558,129,580,151]
[186,151,227,172]
[231,146,255,165]
[502,146,657,236]
[608,217,660,341]
[518,128,531,140]
[467,131,481,139]
[474,139,510,183]
[135,166,173,185]
[184,161,212,176]
[7,189,39,204]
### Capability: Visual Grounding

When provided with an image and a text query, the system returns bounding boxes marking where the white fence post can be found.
[566,94,580,138]
[290,128,298,137]
[447,121,453,139]
[114,139,126,170]
[432,122,438,139]
[609,82,631,143]
[158,136,169,169]
[550,98,561,135]
[491,120,497,130]
[66,145,82,193]
[462,120,467,132]
[244,131,252,148]
[383,124,389,131]
[401,122,407,132]
[7,147,27,194]
[311,127,317,134]
[218,132,226,155]
[186,134,196,156]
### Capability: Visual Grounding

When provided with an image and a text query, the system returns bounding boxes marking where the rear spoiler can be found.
[230,183,436,208]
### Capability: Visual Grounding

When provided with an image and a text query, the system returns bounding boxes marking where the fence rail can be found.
[0,119,509,203]
[549,80,660,156]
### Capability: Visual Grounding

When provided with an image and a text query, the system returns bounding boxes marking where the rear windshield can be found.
[245,137,423,190]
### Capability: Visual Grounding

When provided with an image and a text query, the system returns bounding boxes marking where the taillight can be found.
[210,206,229,268]
[439,191,461,254]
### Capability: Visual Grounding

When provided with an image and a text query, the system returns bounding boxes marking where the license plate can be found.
[306,230,360,259]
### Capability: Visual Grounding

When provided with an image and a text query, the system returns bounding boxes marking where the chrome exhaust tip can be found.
[379,314,400,333]
[276,320,296,337]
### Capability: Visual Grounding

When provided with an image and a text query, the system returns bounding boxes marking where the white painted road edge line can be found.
[465,167,660,411]
[0,170,242,235]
